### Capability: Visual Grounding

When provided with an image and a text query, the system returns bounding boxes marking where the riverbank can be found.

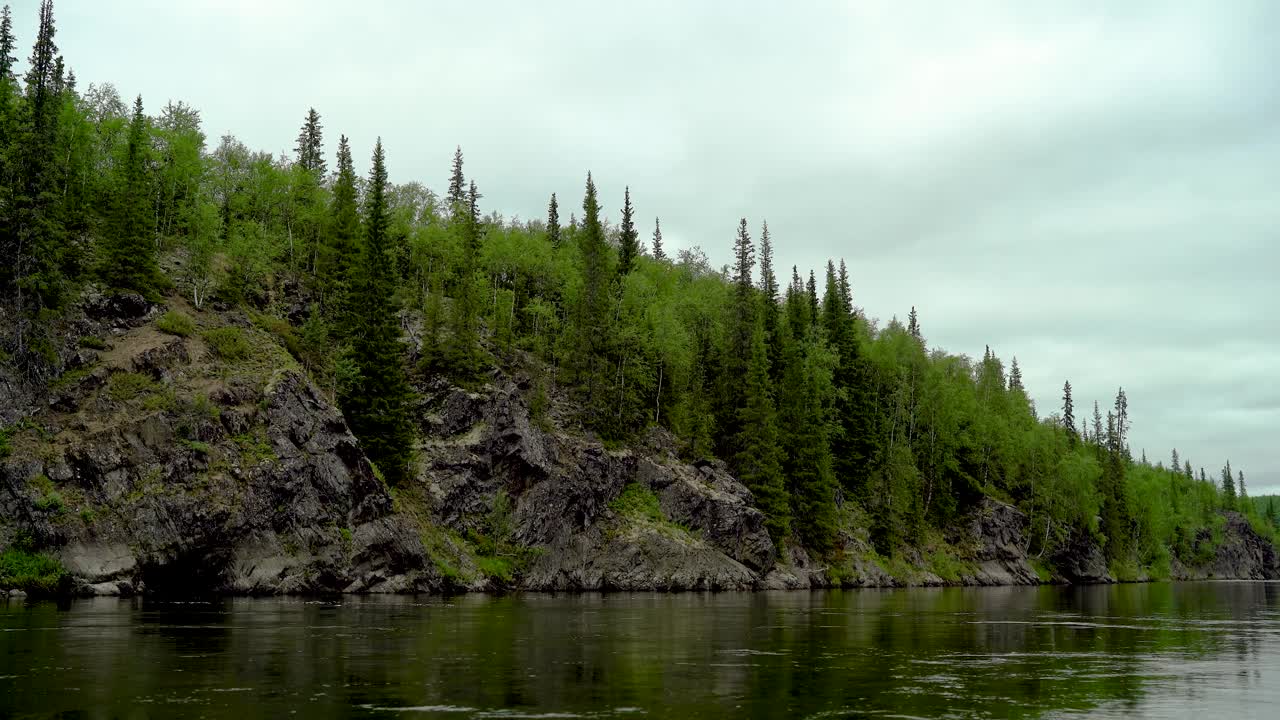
[2,291,1276,598]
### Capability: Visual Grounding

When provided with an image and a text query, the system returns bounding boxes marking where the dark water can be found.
[2,583,1279,719]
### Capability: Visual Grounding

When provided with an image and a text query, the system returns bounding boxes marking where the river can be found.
[2,583,1279,718]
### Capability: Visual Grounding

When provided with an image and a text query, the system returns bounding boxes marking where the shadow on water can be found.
[2,582,1279,718]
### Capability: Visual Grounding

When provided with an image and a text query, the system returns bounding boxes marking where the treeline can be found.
[0,2,1266,570]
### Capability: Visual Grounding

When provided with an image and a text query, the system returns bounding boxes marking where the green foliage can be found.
[78,335,108,350]
[106,371,156,401]
[202,327,250,360]
[338,140,415,486]
[611,483,664,523]
[0,547,67,595]
[232,429,275,465]
[156,309,195,337]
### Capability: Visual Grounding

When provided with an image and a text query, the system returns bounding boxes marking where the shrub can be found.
[106,372,155,402]
[0,548,68,595]
[610,483,664,522]
[78,335,108,350]
[156,310,196,337]
[202,327,250,360]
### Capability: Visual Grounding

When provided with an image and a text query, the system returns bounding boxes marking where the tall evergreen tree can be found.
[651,217,665,261]
[3,0,65,356]
[0,5,14,81]
[546,192,560,248]
[758,220,781,380]
[1221,461,1237,504]
[1062,380,1076,445]
[294,107,325,175]
[1237,470,1247,504]
[616,186,638,277]
[735,294,791,543]
[1008,357,1023,392]
[99,96,161,297]
[445,145,465,212]
[805,270,819,330]
[317,134,359,329]
[340,139,415,486]
[907,306,921,341]
[777,296,837,552]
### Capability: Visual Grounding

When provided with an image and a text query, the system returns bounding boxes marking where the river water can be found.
[2,583,1278,718]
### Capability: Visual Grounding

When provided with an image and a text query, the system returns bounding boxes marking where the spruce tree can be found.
[99,96,161,298]
[1238,470,1247,504]
[318,134,359,331]
[446,145,465,212]
[4,0,65,353]
[617,186,638,277]
[1062,380,1076,445]
[805,269,818,327]
[294,107,325,175]
[758,220,781,380]
[651,217,665,261]
[568,172,613,419]
[546,192,560,248]
[735,313,791,543]
[1221,461,1237,504]
[907,306,921,341]
[0,5,14,82]
[777,301,837,552]
[1008,357,1024,392]
[340,139,415,486]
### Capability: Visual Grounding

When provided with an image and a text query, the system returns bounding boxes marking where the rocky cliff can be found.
[2,292,1277,596]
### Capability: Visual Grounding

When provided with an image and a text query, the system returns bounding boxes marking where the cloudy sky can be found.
[13,0,1279,491]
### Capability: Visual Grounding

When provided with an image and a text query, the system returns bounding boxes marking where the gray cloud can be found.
[15,0,1278,491]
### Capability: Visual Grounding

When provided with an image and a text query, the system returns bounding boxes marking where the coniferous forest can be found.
[1,1,1274,583]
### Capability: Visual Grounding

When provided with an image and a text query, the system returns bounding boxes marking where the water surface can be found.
[3,583,1279,718]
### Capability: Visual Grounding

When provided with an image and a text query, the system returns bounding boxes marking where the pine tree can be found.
[1238,470,1247,504]
[1171,448,1180,476]
[616,186,638,277]
[0,5,14,81]
[294,107,325,175]
[1008,357,1024,392]
[340,139,415,486]
[805,269,819,328]
[98,96,161,297]
[1221,461,1236,504]
[445,145,465,213]
[735,315,791,543]
[317,134,359,330]
[1184,460,1193,482]
[1062,380,1076,445]
[757,220,781,381]
[907,306,921,342]
[3,0,65,355]
[546,193,560,248]
[651,217,665,261]
[777,314,837,552]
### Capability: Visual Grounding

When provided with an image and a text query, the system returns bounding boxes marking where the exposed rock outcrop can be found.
[0,294,439,596]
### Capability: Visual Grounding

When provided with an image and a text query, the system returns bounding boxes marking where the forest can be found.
[1,1,1274,579]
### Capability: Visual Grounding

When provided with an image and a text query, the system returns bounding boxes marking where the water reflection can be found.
[2,583,1279,718]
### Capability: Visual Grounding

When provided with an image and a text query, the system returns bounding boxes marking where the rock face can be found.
[5,293,1280,596]
[960,500,1043,586]
[0,294,438,596]
[1172,513,1280,581]
[413,379,774,591]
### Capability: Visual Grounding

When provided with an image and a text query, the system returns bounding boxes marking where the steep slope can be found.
[0,291,438,595]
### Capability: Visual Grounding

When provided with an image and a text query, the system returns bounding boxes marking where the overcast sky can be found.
[13,0,1279,491]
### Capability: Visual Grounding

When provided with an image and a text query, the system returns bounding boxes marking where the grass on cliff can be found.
[0,547,67,595]
[156,310,196,337]
[202,327,251,360]
[610,483,664,522]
